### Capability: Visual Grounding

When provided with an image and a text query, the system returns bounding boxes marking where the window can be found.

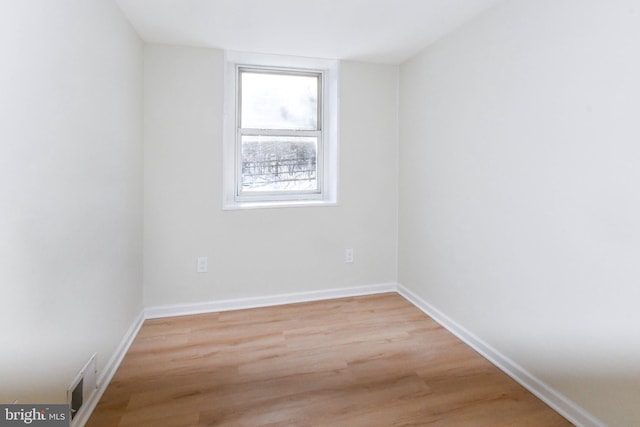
[223,52,338,209]
[239,69,321,196]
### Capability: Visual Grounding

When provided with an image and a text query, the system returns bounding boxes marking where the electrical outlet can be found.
[345,248,354,263]
[197,256,208,273]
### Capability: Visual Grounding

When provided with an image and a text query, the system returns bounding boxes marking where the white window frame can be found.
[223,51,338,210]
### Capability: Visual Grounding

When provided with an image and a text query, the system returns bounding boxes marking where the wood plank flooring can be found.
[87,293,573,426]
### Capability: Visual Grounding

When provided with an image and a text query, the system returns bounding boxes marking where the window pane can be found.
[241,71,318,130]
[241,136,318,192]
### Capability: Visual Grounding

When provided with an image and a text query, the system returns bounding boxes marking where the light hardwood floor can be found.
[87,293,573,426]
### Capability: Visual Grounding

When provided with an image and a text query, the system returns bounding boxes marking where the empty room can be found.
[1,0,639,426]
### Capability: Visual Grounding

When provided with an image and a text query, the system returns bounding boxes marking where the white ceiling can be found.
[115,0,503,64]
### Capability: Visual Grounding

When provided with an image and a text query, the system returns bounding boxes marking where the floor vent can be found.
[70,378,83,419]
[67,353,97,423]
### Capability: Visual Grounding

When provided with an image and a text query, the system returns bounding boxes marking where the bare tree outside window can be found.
[241,136,317,191]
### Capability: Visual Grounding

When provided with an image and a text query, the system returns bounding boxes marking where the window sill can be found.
[223,199,338,211]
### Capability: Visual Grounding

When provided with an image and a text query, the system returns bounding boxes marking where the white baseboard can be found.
[145,282,397,319]
[396,284,605,427]
[73,310,145,427]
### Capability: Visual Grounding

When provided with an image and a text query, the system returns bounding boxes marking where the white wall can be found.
[399,0,640,425]
[0,0,143,404]
[143,45,398,307]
